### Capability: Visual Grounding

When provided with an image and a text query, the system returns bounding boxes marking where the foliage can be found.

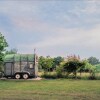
[62,55,83,77]
[55,55,99,79]
[39,55,100,79]
[38,56,54,72]
[56,65,63,78]
[39,56,64,72]
[87,56,100,65]
[85,60,96,74]
[78,60,86,73]
[41,72,57,79]
[45,57,54,71]
[85,61,95,71]
[95,64,100,72]
[38,56,45,70]
[53,56,64,68]
[0,33,8,71]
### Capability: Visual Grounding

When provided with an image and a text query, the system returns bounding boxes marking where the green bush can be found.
[56,65,63,78]
[41,73,57,79]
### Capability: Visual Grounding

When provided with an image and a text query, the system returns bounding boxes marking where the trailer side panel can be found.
[5,63,12,76]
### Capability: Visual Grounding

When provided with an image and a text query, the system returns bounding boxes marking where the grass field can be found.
[0,79,100,100]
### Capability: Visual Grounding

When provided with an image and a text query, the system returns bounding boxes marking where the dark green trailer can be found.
[4,54,38,79]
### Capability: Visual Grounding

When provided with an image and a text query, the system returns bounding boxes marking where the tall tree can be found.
[87,57,100,65]
[38,56,46,71]
[45,57,54,72]
[0,33,8,71]
[38,56,54,72]
[63,55,83,78]
[53,56,64,68]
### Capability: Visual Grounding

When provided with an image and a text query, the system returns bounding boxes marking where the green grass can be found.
[0,79,100,100]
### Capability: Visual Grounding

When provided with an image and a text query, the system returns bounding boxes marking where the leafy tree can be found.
[45,57,54,72]
[56,66,63,78]
[85,60,96,77]
[78,60,97,78]
[38,56,46,71]
[56,61,65,78]
[87,57,100,65]
[53,56,64,69]
[62,55,83,78]
[38,56,54,72]
[0,33,8,71]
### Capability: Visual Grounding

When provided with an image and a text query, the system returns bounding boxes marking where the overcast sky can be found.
[0,0,100,59]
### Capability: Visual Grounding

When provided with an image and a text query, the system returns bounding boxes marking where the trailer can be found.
[4,54,38,79]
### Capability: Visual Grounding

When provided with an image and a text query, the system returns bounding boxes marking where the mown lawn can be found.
[0,79,100,100]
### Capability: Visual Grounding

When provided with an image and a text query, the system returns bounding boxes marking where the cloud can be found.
[17,23,100,50]
[0,0,100,58]
[82,1,100,14]
[68,0,100,17]
[1,0,100,33]
[0,1,40,14]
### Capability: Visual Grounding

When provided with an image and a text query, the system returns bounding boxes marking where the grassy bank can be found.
[0,79,100,100]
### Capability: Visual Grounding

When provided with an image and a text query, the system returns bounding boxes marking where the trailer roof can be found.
[4,54,35,62]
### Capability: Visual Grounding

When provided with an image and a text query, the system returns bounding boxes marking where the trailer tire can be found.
[15,74,21,79]
[23,73,29,79]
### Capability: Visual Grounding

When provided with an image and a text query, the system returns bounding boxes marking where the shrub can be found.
[56,65,63,78]
[41,73,57,79]
[62,55,84,78]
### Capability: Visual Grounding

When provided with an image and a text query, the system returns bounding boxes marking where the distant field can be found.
[0,79,100,100]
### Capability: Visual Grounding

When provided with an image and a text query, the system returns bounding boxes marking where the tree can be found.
[38,56,46,71]
[45,57,54,72]
[53,56,64,68]
[0,33,8,71]
[62,55,83,78]
[38,56,54,72]
[87,57,100,65]
[84,60,96,77]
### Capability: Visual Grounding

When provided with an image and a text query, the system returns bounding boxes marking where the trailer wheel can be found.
[23,74,29,79]
[15,74,21,79]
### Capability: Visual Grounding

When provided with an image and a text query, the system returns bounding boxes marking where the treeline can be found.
[0,32,100,79]
[38,55,100,79]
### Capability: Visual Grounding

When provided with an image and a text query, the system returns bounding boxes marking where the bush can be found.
[56,65,63,78]
[61,55,85,78]
[41,72,57,79]
[88,76,96,80]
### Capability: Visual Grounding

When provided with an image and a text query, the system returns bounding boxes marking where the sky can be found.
[0,0,100,59]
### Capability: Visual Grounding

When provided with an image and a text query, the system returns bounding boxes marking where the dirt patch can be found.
[28,77,42,80]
